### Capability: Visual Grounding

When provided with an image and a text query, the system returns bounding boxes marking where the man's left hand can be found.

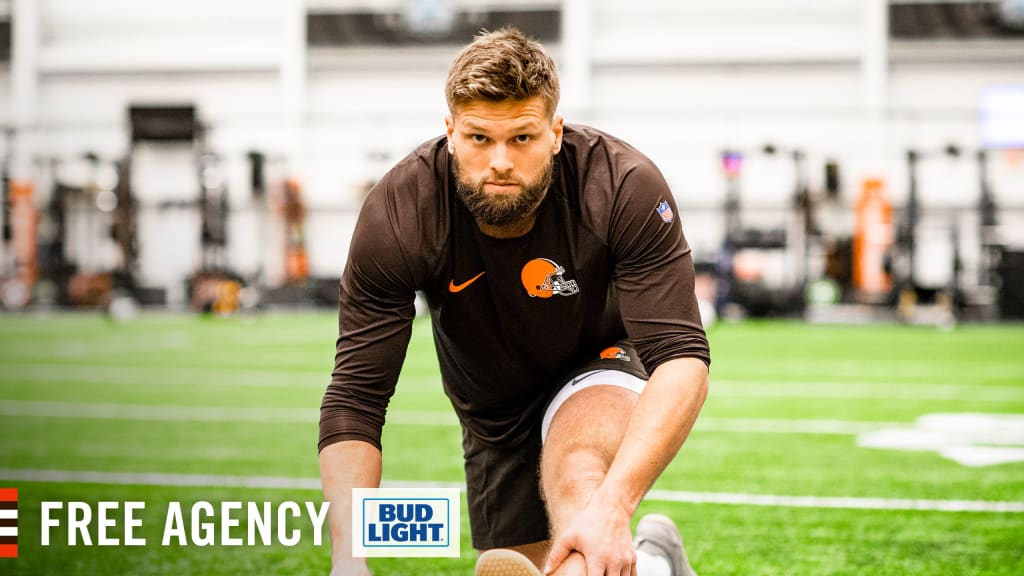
[543,492,637,576]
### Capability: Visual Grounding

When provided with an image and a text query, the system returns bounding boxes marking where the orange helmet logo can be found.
[599,347,631,362]
[520,258,580,298]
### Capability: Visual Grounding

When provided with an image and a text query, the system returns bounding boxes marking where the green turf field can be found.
[1,312,1023,575]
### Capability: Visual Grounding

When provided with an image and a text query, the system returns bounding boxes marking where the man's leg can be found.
[476,360,697,576]
[540,383,639,575]
[476,382,635,576]
[466,422,552,575]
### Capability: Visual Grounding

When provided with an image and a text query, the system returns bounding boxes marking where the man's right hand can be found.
[331,557,372,576]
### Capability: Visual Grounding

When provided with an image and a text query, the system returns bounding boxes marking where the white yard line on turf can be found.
[712,379,1024,402]
[696,417,900,435]
[3,366,1021,402]
[0,400,453,425]
[0,333,193,358]
[642,489,1024,513]
[0,468,1021,513]
[0,363,325,388]
[0,400,900,433]
[0,400,314,423]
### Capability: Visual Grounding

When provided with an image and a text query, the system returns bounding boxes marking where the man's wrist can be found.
[592,483,639,519]
[332,554,367,568]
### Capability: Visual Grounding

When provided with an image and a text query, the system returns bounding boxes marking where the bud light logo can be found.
[352,488,460,558]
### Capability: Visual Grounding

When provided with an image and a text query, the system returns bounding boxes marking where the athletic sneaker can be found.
[634,513,698,576]
[474,549,543,576]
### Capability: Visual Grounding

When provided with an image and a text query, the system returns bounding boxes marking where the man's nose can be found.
[489,144,514,174]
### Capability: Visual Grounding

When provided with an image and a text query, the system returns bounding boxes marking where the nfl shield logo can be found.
[656,201,674,224]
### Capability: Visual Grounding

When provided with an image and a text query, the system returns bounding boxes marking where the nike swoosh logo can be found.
[448,272,486,293]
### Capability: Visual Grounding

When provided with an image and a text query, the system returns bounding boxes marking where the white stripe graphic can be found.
[0,510,16,520]
[0,468,1021,514]
[0,527,16,537]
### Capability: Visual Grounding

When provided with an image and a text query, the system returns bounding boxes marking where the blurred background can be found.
[1,0,1023,324]
[1,4,1022,574]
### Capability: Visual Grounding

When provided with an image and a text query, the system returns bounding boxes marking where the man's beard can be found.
[453,155,554,227]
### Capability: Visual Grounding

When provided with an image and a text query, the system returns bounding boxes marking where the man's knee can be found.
[544,385,638,448]
[542,445,608,502]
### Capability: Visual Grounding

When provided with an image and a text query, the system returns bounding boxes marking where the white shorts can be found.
[541,369,647,444]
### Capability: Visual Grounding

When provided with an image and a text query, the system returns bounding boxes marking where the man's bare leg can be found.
[539,384,639,575]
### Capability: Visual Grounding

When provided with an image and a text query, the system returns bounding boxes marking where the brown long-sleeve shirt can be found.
[319,124,710,452]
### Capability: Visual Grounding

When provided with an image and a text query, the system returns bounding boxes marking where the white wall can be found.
[4,0,1024,303]
[590,0,863,65]
[37,0,283,74]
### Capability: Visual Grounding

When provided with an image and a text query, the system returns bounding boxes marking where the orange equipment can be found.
[282,178,309,282]
[853,178,893,301]
[2,180,38,308]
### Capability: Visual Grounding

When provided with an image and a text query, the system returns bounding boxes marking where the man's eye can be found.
[515,135,530,143]
[471,134,488,143]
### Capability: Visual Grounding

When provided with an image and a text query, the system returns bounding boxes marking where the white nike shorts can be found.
[541,369,647,444]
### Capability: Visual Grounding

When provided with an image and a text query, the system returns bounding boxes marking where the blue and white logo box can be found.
[352,488,461,558]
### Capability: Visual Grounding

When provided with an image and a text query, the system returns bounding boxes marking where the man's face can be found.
[446,96,563,227]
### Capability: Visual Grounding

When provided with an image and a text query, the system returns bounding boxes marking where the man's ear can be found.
[445,114,455,153]
[551,114,564,155]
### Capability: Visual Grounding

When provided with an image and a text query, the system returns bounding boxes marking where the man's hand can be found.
[320,441,382,576]
[543,492,637,576]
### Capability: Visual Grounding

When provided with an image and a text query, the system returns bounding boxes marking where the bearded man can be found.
[320,27,710,576]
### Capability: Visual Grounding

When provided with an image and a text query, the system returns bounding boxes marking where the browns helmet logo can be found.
[520,258,580,298]
[599,346,631,362]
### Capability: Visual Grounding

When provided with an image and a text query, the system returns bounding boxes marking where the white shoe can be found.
[634,514,697,576]
[475,549,543,576]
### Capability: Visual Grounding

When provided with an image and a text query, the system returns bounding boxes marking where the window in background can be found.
[0,0,9,63]
[307,0,561,47]
[889,0,1024,39]
[980,85,1024,148]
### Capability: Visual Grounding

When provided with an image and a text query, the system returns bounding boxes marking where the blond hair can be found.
[445,27,560,116]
